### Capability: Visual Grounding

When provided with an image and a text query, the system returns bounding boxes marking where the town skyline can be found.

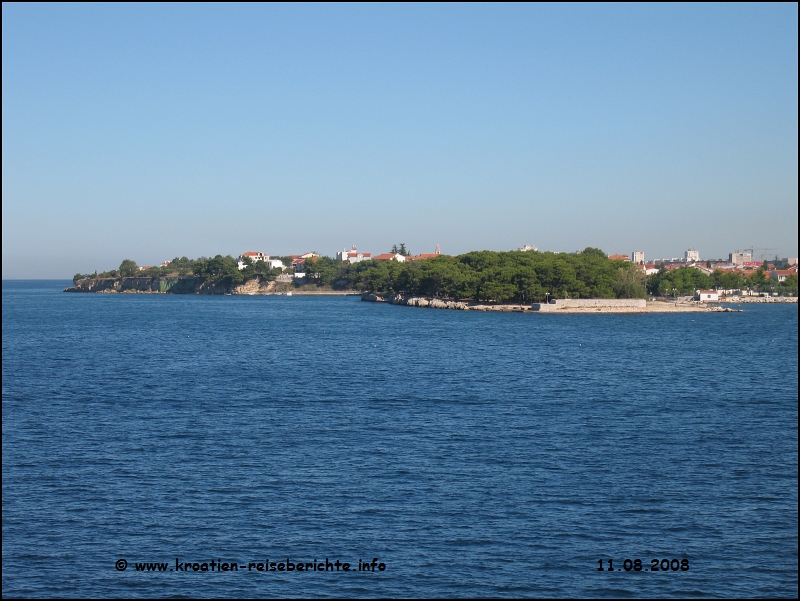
[6,238,800,280]
[69,242,799,283]
[3,4,797,279]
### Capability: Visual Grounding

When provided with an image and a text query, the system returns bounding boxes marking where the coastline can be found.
[361,294,747,313]
[61,277,793,309]
[63,276,357,296]
[288,290,360,295]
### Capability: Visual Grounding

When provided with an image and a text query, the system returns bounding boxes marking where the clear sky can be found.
[2,3,797,278]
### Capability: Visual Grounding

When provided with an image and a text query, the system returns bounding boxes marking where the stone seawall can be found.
[532,299,646,312]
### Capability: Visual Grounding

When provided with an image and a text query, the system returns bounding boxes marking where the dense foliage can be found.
[73,255,280,286]
[72,251,797,300]
[74,257,197,282]
[339,248,646,302]
[648,266,797,296]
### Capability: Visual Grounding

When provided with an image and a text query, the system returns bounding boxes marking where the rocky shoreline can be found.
[361,293,745,313]
[721,296,797,303]
[63,278,789,310]
[64,276,280,295]
[361,293,534,311]
[63,276,365,296]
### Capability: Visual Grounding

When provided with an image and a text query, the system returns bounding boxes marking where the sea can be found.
[2,280,797,598]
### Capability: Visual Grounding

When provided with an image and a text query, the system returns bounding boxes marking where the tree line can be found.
[648,266,797,296]
[307,248,647,302]
[74,251,797,300]
[73,255,283,286]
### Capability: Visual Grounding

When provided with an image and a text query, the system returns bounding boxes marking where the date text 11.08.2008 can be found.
[598,558,689,572]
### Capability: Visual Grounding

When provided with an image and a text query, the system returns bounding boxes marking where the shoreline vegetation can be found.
[66,248,798,308]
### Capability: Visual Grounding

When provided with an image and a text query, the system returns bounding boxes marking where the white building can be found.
[518,244,538,252]
[694,289,719,302]
[729,251,752,265]
[238,251,267,270]
[632,250,645,264]
[336,246,372,264]
[685,248,700,262]
[240,251,268,261]
[237,251,284,271]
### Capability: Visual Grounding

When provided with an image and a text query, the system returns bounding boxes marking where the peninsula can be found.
[65,247,797,310]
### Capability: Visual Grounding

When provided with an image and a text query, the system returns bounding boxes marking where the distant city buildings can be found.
[336,246,372,264]
[217,245,794,283]
[729,250,753,265]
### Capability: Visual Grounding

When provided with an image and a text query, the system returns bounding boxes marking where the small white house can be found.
[238,251,269,270]
[694,289,719,302]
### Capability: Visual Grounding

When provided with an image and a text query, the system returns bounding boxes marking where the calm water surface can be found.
[2,281,797,597]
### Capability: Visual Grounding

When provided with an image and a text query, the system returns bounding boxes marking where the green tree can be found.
[780,274,798,296]
[192,255,243,285]
[581,247,607,259]
[119,259,138,277]
[750,268,767,292]
[303,256,341,285]
[613,267,647,298]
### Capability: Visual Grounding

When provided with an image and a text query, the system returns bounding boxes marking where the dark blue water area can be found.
[2,280,797,598]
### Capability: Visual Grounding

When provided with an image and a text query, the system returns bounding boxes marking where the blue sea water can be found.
[2,280,797,598]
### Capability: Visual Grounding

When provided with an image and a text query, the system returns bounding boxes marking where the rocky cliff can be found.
[64,276,278,295]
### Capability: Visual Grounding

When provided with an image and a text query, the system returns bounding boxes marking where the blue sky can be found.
[2,3,797,277]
